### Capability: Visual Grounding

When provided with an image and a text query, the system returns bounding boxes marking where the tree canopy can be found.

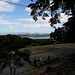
[28,0,75,43]
[0,49,31,75]
[0,34,33,51]
[50,27,68,42]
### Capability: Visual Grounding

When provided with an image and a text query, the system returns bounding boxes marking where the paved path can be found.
[0,47,75,75]
[31,47,75,59]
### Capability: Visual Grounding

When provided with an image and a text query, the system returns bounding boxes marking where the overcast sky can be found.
[0,0,71,34]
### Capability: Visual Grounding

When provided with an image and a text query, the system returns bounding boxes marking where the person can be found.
[39,57,42,62]
[39,57,42,65]
[33,56,37,66]
[48,55,51,63]
[37,59,40,66]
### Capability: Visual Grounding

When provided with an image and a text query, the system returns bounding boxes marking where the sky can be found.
[0,0,72,34]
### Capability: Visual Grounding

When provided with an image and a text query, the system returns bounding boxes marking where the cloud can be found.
[0,19,18,25]
[11,0,20,3]
[24,5,72,24]
[17,16,62,29]
[22,23,50,28]
[19,12,71,25]
[17,16,51,23]
[0,1,15,12]
[25,7,31,12]
[0,0,20,12]
[17,16,51,28]
[60,13,72,23]
[17,12,72,29]
[0,14,10,18]
[24,7,31,15]
[17,18,35,22]
[8,26,17,29]
[54,23,63,28]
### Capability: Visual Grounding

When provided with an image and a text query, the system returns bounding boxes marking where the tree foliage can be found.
[28,0,74,24]
[0,49,31,75]
[0,35,32,75]
[28,0,75,43]
[0,34,33,51]
[50,27,68,42]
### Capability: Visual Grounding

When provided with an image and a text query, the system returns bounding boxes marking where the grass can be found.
[55,43,75,48]
[19,43,75,55]
[19,45,57,55]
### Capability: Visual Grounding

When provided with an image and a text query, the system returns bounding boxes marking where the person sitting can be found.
[39,57,42,62]
[47,55,51,63]
[33,56,37,66]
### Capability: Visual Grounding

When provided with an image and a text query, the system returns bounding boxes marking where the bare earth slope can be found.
[39,54,75,75]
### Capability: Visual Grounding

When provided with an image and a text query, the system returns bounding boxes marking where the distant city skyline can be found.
[0,0,72,34]
[0,32,50,35]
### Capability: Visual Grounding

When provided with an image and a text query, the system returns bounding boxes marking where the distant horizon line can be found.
[0,32,50,35]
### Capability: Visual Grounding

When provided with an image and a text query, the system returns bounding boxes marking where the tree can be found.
[50,27,67,42]
[28,0,75,43]
[0,49,31,75]
[0,35,34,51]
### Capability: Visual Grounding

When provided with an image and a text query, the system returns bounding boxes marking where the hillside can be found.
[39,54,75,75]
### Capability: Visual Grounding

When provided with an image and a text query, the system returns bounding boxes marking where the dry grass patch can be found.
[19,44,75,55]
[55,43,75,48]
[19,45,57,55]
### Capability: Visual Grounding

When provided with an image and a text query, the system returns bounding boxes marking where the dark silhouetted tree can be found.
[28,0,75,43]
[50,27,67,42]
[0,49,31,75]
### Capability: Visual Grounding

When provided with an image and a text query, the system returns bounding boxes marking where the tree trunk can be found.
[69,24,75,43]
[13,68,16,75]
[9,67,13,75]
[67,1,75,43]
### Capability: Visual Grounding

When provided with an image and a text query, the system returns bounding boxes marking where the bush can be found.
[56,41,63,44]
[0,35,33,51]
[33,39,53,46]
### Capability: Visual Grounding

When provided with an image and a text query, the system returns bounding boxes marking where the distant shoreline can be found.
[28,36,50,39]
[0,33,50,39]
[18,33,50,39]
